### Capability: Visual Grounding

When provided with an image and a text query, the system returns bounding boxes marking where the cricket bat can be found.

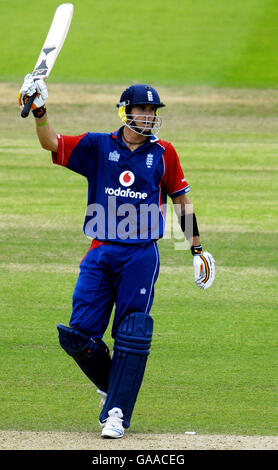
[21,3,74,118]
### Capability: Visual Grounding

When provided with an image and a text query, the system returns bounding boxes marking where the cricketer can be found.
[18,76,215,438]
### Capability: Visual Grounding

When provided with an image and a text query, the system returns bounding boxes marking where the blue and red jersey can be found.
[52,127,190,244]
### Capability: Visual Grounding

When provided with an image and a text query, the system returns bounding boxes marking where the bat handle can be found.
[21,92,37,118]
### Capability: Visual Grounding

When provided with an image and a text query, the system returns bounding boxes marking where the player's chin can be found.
[134,125,152,135]
[142,128,152,135]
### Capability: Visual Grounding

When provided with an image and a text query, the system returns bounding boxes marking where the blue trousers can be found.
[69,240,160,338]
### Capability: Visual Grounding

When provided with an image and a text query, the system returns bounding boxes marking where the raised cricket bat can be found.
[21,3,74,118]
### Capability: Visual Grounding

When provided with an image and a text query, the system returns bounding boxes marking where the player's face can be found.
[129,105,156,133]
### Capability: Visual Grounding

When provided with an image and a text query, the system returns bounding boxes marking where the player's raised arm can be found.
[18,74,58,152]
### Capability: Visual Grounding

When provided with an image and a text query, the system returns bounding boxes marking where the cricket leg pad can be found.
[57,323,111,393]
[99,312,153,428]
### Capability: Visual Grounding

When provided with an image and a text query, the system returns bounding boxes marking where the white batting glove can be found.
[18,74,48,110]
[193,251,215,290]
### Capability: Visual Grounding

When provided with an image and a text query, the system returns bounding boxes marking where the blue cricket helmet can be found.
[117,84,165,109]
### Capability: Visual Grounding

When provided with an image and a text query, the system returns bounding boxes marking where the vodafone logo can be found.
[119,171,135,187]
[105,170,147,199]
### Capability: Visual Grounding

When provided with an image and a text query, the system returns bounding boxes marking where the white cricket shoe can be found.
[101,407,124,439]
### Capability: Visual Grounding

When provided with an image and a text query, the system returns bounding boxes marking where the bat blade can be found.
[32,3,74,80]
[21,3,74,118]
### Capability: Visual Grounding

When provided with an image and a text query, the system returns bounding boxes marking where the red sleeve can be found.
[159,140,190,197]
[52,133,87,167]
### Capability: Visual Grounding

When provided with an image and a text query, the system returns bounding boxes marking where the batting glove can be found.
[193,250,215,290]
[18,74,48,110]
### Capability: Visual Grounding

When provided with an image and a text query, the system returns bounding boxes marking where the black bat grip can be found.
[21,92,37,118]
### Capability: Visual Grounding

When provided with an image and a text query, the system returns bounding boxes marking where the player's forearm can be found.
[173,194,202,248]
[191,235,201,247]
[35,112,58,152]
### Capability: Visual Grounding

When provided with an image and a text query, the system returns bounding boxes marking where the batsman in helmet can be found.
[19,77,215,438]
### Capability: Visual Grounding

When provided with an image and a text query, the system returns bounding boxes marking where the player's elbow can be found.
[38,135,58,152]
[42,141,58,152]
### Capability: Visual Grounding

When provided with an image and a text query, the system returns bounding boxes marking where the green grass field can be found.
[0,0,278,437]
[2,0,278,87]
